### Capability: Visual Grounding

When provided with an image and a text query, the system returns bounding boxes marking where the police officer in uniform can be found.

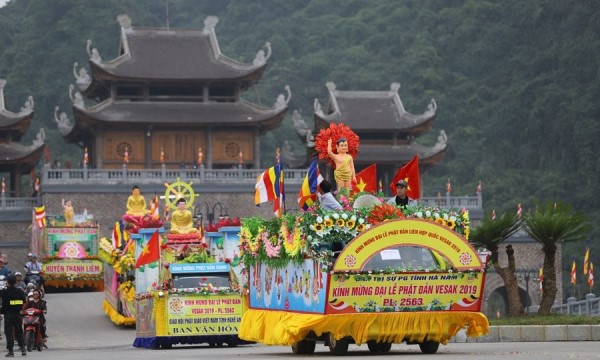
[0,275,26,357]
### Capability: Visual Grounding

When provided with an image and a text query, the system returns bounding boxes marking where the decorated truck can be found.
[32,210,103,290]
[238,198,490,355]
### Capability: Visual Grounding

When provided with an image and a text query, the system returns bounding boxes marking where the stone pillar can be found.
[254,128,261,169]
[206,127,213,169]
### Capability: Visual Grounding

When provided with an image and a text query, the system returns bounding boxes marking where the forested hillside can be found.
[1,0,598,291]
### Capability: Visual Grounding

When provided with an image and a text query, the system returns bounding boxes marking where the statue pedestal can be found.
[166,232,200,244]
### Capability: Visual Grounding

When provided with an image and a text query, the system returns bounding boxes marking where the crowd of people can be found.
[0,253,48,356]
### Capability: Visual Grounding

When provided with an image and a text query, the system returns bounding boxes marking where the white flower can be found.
[443,214,449,221]
[450,215,457,222]
[342,213,348,220]
[415,211,423,218]
[316,216,323,223]
[324,215,330,221]
[425,210,432,217]
[310,225,315,231]
[307,235,313,241]
[350,215,357,221]
[358,218,365,224]
[333,213,340,220]
[433,213,440,219]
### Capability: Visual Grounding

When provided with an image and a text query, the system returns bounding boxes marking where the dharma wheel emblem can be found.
[116,142,132,157]
[225,142,241,158]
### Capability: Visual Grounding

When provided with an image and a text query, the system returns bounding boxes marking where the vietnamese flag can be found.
[390,155,421,199]
[135,230,160,269]
[352,164,377,194]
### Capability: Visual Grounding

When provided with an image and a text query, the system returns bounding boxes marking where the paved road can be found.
[0,291,595,360]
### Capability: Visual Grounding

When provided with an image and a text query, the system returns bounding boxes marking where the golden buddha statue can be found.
[62,198,74,226]
[126,185,149,216]
[170,198,198,235]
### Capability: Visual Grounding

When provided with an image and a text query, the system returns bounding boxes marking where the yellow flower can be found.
[357,223,366,232]
[346,220,355,229]
[315,223,324,232]
[436,217,445,226]
[446,219,456,229]
[324,218,334,227]
[336,219,345,227]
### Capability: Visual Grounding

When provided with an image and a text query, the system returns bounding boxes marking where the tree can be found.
[522,202,591,315]
[469,212,522,316]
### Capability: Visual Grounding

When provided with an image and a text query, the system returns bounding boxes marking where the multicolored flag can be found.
[476,180,482,194]
[34,205,46,229]
[135,230,160,269]
[583,246,590,275]
[297,158,323,211]
[570,260,577,285]
[491,209,496,221]
[112,221,123,248]
[517,203,523,218]
[351,164,377,194]
[588,263,594,288]
[390,155,421,199]
[150,195,160,219]
[255,164,284,217]
[446,178,452,194]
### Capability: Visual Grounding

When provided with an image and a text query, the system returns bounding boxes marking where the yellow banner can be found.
[327,272,484,314]
[334,219,482,272]
[43,259,103,274]
[167,294,243,336]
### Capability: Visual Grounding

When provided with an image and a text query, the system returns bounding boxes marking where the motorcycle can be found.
[21,308,43,352]
[25,271,45,293]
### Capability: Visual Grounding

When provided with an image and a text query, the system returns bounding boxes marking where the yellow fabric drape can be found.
[45,279,103,290]
[153,296,168,336]
[239,309,488,346]
[102,299,136,326]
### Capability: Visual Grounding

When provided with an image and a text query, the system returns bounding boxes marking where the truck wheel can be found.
[419,340,439,354]
[328,334,349,355]
[367,341,392,353]
[291,339,316,354]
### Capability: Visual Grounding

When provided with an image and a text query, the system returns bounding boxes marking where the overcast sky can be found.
[0,0,8,8]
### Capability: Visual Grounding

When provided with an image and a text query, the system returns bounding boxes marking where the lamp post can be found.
[193,201,210,230]
[212,202,227,222]
[516,268,537,312]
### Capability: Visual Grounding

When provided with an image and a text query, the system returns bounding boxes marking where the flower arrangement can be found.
[118,280,136,302]
[239,198,471,271]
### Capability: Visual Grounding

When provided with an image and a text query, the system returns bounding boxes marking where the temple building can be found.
[0,79,44,196]
[293,81,447,184]
[58,15,289,169]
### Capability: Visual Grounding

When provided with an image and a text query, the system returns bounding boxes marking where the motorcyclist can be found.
[24,254,44,290]
[22,288,47,350]
[13,273,26,293]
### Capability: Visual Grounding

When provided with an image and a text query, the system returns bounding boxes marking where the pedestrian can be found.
[318,180,342,211]
[0,275,26,356]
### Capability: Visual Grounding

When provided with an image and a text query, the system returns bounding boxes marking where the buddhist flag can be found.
[491,209,496,221]
[588,263,594,288]
[446,178,452,194]
[255,164,283,206]
[150,195,159,219]
[112,221,123,248]
[583,246,590,275]
[34,177,40,193]
[539,266,543,292]
[135,230,160,269]
[476,180,482,194]
[390,155,420,199]
[517,203,523,218]
[570,259,577,285]
[34,205,46,229]
[352,164,377,194]
[273,163,285,218]
[297,158,323,211]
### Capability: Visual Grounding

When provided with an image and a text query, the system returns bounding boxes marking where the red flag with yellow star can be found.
[135,230,160,269]
[390,155,421,199]
[351,164,377,194]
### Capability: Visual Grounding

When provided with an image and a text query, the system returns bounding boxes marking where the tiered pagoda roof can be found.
[310,82,446,166]
[0,80,44,191]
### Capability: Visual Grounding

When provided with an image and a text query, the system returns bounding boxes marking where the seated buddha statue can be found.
[126,185,149,216]
[170,198,198,235]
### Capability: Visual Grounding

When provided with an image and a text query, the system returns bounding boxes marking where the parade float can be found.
[129,180,247,349]
[32,204,104,290]
[238,199,490,354]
